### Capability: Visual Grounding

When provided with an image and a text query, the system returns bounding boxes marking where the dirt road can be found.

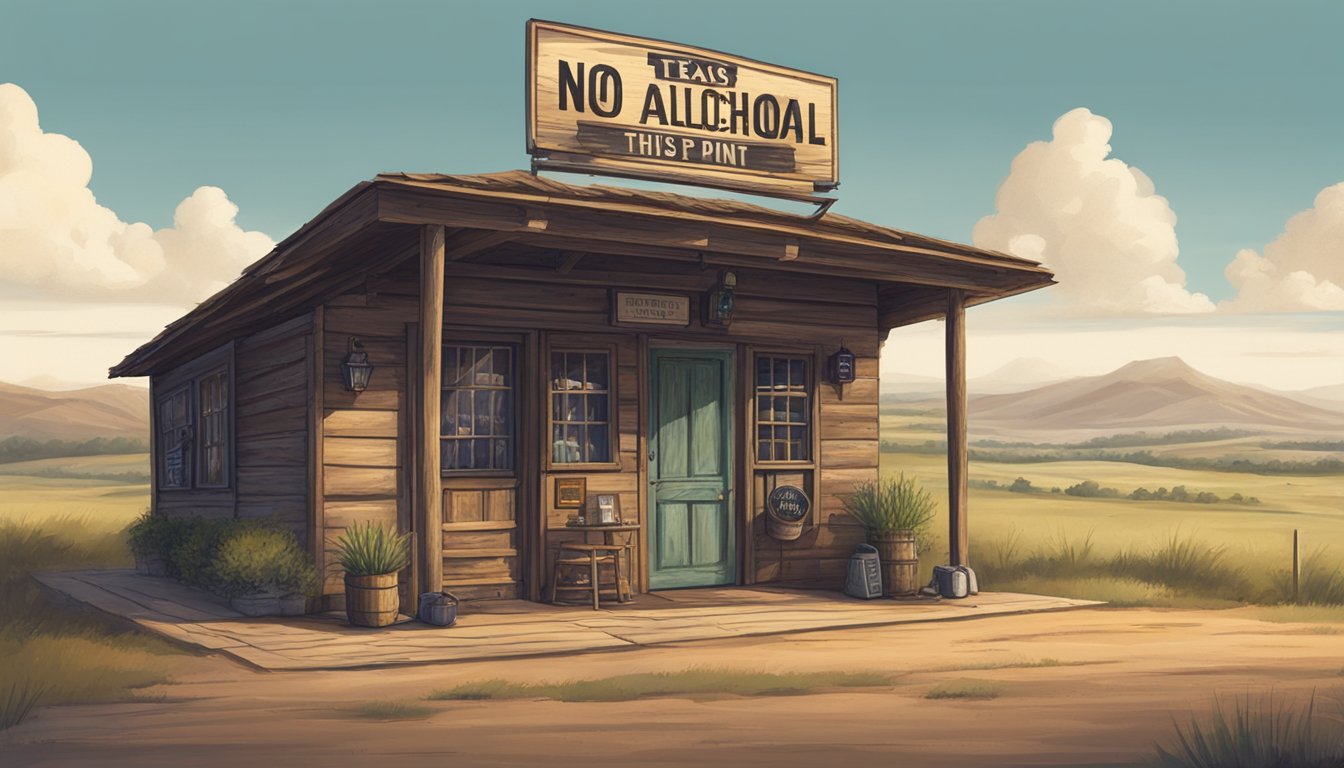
[4,606,1341,768]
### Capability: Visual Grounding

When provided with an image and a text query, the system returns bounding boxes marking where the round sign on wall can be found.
[767,485,810,522]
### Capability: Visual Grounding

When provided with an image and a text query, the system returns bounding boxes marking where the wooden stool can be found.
[548,543,629,609]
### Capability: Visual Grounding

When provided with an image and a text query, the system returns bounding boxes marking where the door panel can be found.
[649,349,734,589]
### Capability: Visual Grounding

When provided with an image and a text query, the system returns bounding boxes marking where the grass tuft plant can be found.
[841,473,937,535]
[334,521,411,576]
[1153,692,1344,768]
[429,668,892,703]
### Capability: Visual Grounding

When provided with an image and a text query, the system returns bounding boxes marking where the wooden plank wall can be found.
[234,314,313,537]
[373,248,881,594]
[152,316,314,534]
[319,293,411,608]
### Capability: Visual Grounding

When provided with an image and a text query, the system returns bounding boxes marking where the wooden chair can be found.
[548,543,629,609]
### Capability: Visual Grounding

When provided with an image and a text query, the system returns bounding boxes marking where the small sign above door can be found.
[612,291,691,326]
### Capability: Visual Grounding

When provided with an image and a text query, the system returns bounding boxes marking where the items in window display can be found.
[549,351,613,464]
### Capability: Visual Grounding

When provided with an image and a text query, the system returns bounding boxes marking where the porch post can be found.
[416,225,445,597]
[946,288,969,567]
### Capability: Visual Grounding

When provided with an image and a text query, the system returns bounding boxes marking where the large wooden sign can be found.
[526,20,838,196]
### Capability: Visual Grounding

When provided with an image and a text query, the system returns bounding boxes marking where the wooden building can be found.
[111,171,1054,610]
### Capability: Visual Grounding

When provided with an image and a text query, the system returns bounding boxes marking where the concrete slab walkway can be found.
[36,569,1102,671]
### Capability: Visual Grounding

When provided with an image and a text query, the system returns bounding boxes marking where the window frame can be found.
[153,343,235,493]
[751,352,817,468]
[440,342,519,476]
[195,366,231,489]
[544,344,621,471]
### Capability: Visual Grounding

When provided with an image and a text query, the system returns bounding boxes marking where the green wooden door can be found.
[648,349,735,589]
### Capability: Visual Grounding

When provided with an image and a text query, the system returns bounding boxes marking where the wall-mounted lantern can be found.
[340,337,374,392]
[704,270,737,329]
[828,345,856,385]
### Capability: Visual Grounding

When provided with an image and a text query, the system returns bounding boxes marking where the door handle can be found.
[718,487,733,501]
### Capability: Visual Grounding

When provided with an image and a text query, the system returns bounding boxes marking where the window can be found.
[755,355,811,463]
[197,369,229,487]
[549,350,613,465]
[157,386,192,489]
[155,361,231,491]
[441,345,515,471]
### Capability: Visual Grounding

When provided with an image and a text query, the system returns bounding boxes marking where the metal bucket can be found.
[418,591,459,627]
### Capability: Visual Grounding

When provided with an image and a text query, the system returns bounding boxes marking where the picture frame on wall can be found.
[595,493,620,524]
[555,477,587,509]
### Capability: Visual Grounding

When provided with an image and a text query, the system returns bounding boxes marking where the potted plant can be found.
[210,525,319,617]
[841,474,936,597]
[334,521,411,627]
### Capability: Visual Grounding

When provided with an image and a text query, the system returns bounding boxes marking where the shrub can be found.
[169,518,229,591]
[125,512,192,574]
[1065,480,1122,498]
[334,521,411,576]
[841,474,936,535]
[1114,533,1250,599]
[209,527,318,598]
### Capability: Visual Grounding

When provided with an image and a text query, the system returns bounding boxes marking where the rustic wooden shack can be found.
[111,171,1054,610]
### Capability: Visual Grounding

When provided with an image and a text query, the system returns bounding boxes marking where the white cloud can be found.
[1221,182,1344,312]
[0,83,272,305]
[972,108,1214,316]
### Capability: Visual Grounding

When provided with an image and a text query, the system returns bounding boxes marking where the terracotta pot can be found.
[868,530,919,597]
[344,572,400,627]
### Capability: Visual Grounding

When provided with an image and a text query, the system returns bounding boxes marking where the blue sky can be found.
[2,0,1341,388]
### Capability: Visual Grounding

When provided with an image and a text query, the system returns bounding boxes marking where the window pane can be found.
[550,354,565,390]
[441,440,459,470]
[586,394,607,423]
[493,439,511,470]
[756,356,771,386]
[586,353,608,390]
[497,390,513,439]
[789,359,805,389]
[474,390,493,436]
[586,424,610,463]
[787,396,806,423]
[566,354,585,389]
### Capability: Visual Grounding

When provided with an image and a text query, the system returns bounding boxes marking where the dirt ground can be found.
[4,606,1341,768]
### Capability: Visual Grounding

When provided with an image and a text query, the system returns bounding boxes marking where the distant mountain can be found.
[0,381,149,441]
[969,357,1073,394]
[884,357,1075,400]
[970,357,1344,439]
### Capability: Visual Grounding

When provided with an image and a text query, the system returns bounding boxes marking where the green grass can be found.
[428,668,892,703]
[924,679,1006,700]
[924,657,1103,673]
[1153,693,1344,768]
[0,511,186,731]
[881,449,1344,607]
[343,701,435,720]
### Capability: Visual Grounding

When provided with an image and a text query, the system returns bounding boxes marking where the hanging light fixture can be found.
[704,270,737,329]
[340,337,374,392]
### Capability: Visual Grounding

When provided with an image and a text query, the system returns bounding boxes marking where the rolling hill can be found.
[0,381,149,441]
[968,357,1344,440]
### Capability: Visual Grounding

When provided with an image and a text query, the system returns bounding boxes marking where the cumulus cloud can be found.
[972,108,1215,315]
[1221,182,1344,312]
[0,83,272,304]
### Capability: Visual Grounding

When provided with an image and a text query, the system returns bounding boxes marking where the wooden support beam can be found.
[445,229,515,262]
[946,288,969,567]
[556,250,585,273]
[416,225,445,596]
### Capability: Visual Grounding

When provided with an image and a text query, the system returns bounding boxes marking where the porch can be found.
[37,569,1101,672]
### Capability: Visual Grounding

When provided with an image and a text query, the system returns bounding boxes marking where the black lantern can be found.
[340,337,374,392]
[828,345,856,385]
[704,270,736,329]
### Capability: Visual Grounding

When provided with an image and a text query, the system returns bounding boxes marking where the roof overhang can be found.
[110,171,1054,378]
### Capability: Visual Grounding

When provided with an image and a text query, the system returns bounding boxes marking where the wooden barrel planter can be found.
[869,530,919,597]
[344,572,400,627]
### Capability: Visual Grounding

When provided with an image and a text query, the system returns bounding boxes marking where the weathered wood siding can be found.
[319,294,411,607]
[373,247,881,594]
[151,315,314,539]
[234,314,312,537]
